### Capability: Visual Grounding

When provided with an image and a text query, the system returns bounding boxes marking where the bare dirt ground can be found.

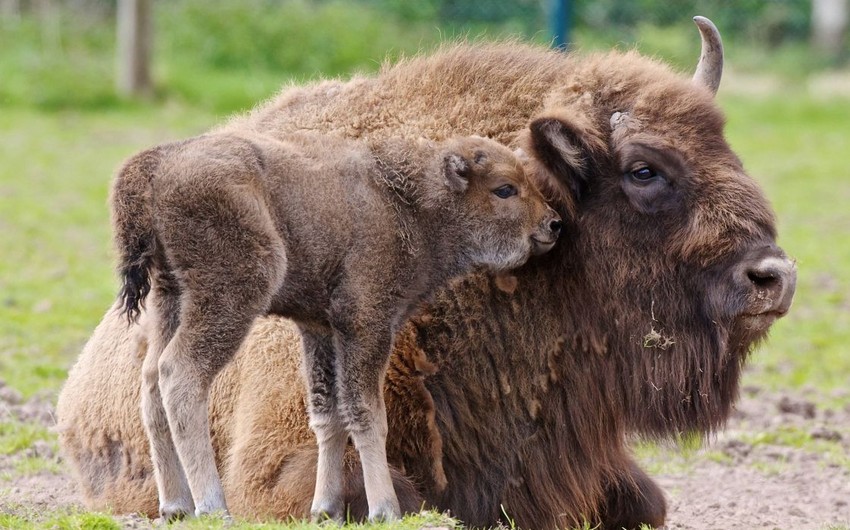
[1,380,848,529]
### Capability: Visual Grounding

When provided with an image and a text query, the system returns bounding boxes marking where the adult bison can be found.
[57,17,796,529]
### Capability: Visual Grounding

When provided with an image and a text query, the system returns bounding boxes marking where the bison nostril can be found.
[549,219,563,233]
[747,267,781,289]
[740,254,797,316]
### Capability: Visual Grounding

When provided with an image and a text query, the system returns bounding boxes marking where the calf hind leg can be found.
[139,270,194,520]
[158,275,284,515]
[152,173,286,516]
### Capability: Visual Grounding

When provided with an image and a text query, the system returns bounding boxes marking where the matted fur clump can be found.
[58,18,796,530]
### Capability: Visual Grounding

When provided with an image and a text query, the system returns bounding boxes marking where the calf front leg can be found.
[299,327,348,523]
[335,328,400,522]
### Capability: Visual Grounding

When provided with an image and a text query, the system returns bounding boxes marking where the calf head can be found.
[432,136,561,271]
[522,17,796,435]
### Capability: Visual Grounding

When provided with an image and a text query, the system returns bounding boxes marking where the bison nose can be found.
[742,254,797,315]
[549,218,563,234]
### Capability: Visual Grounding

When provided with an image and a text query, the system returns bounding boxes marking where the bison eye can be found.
[493,184,517,199]
[630,166,661,183]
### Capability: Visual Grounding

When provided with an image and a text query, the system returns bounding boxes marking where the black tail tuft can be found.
[119,255,152,324]
[111,147,161,325]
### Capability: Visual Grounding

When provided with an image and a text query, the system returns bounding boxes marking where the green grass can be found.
[0,510,121,530]
[0,105,218,398]
[0,510,460,530]
[0,1,551,113]
[0,421,53,456]
[721,93,850,395]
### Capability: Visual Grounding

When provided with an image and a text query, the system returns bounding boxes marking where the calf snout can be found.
[531,207,562,256]
[736,247,797,316]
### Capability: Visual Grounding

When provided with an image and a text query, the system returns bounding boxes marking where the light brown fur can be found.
[110,131,558,520]
[59,32,796,529]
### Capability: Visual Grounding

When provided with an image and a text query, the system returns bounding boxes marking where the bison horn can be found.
[692,16,723,95]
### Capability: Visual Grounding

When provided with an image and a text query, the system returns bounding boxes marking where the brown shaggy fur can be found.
[58,32,796,529]
[110,131,558,519]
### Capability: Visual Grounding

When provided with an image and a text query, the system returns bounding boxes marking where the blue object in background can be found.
[550,0,571,50]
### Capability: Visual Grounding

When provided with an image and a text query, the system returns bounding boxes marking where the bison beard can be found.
[57,17,796,530]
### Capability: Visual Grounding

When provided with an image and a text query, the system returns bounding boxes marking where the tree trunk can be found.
[812,0,848,57]
[116,0,152,98]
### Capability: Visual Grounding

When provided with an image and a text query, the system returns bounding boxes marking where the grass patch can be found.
[0,509,459,530]
[721,93,850,394]
[12,454,62,476]
[750,457,790,476]
[0,421,52,456]
[741,425,813,448]
[739,424,850,472]
[0,106,217,398]
[0,509,122,530]
[0,419,60,479]
[631,436,702,476]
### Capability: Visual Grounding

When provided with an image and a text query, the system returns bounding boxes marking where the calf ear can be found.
[527,112,607,202]
[443,153,470,193]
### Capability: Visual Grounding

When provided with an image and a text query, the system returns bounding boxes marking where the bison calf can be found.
[111,131,560,521]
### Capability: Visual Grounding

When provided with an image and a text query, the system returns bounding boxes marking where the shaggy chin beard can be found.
[725,311,777,359]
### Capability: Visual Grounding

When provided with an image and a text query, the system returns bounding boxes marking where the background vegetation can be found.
[0,0,848,528]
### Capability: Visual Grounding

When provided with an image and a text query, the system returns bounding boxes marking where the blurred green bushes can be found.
[0,0,439,112]
[0,0,844,113]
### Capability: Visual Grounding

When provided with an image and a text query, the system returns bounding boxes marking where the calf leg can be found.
[299,328,348,522]
[139,271,194,520]
[151,168,286,516]
[335,329,400,521]
[159,283,281,515]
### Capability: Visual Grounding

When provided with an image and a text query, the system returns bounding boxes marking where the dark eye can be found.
[629,166,661,183]
[493,184,517,199]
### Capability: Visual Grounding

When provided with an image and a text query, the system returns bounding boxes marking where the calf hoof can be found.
[311,500,345,524]
[194,507,230,519]
[158,501,193,523]
[368,500,401,522]
[194,490,229,518]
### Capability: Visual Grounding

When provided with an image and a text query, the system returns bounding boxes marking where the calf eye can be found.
[493,184,517,198]
[630,165,661,184]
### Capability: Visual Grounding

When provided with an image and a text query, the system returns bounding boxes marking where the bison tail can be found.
[111,147,162,324]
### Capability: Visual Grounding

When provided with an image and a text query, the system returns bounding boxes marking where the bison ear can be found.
[527,113,607,201]
[443,153,470,193]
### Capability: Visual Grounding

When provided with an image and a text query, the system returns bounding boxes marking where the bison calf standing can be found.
[111,131,560,521]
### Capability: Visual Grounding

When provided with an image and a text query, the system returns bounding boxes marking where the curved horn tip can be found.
[693,15,717,32]
[692,15,724,95]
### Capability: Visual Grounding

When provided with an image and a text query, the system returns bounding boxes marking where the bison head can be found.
[521,17,796,435]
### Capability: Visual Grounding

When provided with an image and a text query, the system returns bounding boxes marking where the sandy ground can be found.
[657,386,850,529]
[1,380,848,529]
